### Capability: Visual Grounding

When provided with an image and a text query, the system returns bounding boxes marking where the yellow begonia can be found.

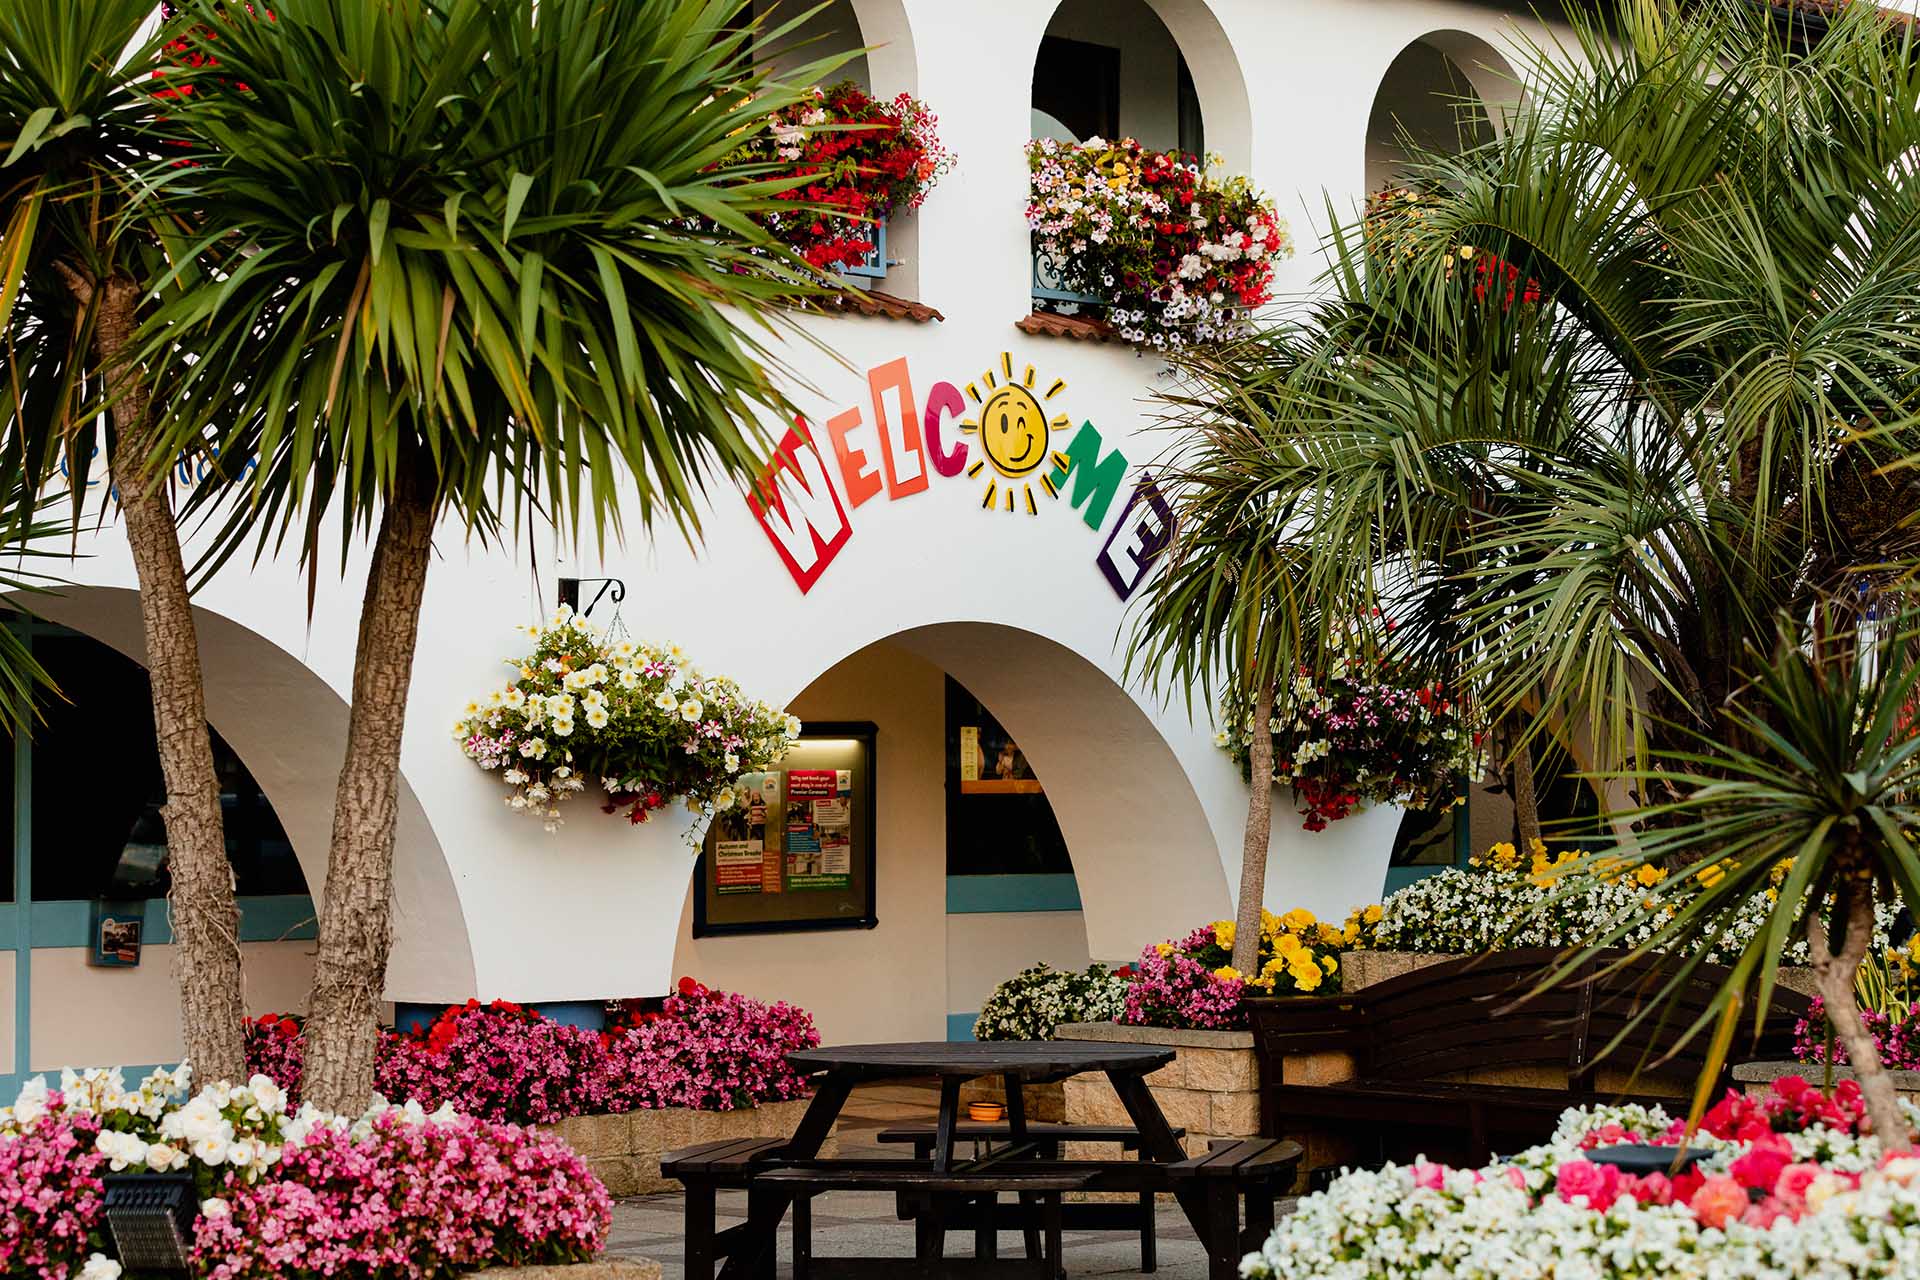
[1364,904,1383,924]
[1276,933,1304,956]
[1155,942,1174,957]
[1316,923,1344,945]
[1281,907,1317,932]
[1290,961,1323,992]
[1635,864,1663,888]
[1528,837,1548,857]
[1213,966,1243,983]
[1212,920,1236,950]
[1696,861,1727,889]
[1320,954,1339,975]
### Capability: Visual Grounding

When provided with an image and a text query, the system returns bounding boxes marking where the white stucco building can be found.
[2,0,1555,1093]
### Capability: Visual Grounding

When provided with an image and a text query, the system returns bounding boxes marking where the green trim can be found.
[7,619,30,1094]
[27,895,317,947]
[945,874,1082,914]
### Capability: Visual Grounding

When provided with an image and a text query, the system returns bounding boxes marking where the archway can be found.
[746,0,926,299]
[672,622,1230,1044]
[1366,30,1519,193]
[7,587,476,1002]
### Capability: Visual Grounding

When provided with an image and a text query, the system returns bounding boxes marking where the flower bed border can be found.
[537,1098,821,1196]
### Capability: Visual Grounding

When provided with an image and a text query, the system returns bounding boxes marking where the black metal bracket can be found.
[557,576,626,618]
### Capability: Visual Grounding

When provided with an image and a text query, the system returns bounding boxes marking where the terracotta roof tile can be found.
[811,287,943,323]
[1014,309,1121,343]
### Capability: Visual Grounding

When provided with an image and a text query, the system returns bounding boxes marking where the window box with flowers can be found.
[1025,137,1293,349]
[724,80,953,289]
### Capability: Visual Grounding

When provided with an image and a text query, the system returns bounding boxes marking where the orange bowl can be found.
[967,1101,1006,1123]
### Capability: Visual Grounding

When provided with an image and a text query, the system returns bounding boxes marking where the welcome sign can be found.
[745,351,1175,600]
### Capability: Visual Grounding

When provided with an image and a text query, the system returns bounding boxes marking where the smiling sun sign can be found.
[960,352,1073,514]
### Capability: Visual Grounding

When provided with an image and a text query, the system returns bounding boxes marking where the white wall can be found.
[27,941,315,1073]
[947,911,1095,1023]
[671,641,950,1045]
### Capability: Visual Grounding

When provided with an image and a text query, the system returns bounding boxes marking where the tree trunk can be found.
[1807,867,1911,1150]
[1509,727,1541,852]
[1231,680,1276,978]
[90,277,249,1087]
[300,453,437,1114]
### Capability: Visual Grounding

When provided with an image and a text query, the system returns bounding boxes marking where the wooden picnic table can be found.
[666,1039,1297,1280]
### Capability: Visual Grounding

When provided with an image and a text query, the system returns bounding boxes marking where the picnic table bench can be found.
[665,1040,1298,1280]
[875,1122,1188,1271]
[1254,948,1811,1169]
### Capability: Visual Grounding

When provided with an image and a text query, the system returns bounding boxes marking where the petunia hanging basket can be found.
[454,607,799,830]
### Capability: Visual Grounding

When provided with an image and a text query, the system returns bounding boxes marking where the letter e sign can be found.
[747,420,855,594]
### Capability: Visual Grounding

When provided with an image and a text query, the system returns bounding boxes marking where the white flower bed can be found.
[1373,861,1896,965]
[1244,1096,1920,1279]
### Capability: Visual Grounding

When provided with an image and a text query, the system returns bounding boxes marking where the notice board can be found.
[692,722,877,936]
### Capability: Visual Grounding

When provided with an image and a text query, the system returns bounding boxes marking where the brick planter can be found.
[1053,1020,1260,1183]
[537,1097,819,1196]
[1735,1060,1920,1103]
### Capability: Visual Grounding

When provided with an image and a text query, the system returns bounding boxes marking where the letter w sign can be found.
[747,420,854,594]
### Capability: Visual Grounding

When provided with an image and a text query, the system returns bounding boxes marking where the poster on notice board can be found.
[712,772,779,894]
[786,768,852,890]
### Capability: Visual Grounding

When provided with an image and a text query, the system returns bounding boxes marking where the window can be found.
[944,676,1073,877]
[1033,36,1120,143]
[23,630,305,902]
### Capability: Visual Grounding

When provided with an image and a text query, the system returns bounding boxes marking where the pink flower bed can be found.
[1794,993,1920,1071]
[0,1107,106,1280]
[1120,933,1247,1030]
[2,1073,608,1280]
[190,1109,609,1278]
[248,979,820,1124]
[1549,1075,1873,1226]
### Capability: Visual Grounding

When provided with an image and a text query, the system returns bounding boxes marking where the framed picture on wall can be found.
[691,721,878,937]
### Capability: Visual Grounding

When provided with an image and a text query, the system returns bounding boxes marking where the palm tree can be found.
[1,0,250,1083]
[146,0,841,1110]
[1561,612,1920,1149]
[1127,329,1319,976]
[1147,0,1920,1127]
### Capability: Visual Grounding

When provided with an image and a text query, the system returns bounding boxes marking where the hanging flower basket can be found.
[1217,614,1482,830]
[454,607,799,829]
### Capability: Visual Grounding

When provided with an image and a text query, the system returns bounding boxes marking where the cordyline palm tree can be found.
[1,0,251,1083]
[1555,611,1920,1149]
[1141,0,1920,1131]
[146,0,839,1110]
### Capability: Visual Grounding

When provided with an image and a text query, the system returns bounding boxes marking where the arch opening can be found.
[1366,30,1519,194]
[6,587,477,1003]
[672,621,1231,1045]
[747,0,926,300]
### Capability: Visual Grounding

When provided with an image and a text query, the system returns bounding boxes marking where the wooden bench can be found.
[752,1165,1094,1279]
[1167,1138,1303,1276]
[661,1138,792,1279]
[1255,948,1809,1170]
[874,1123,1183,1272]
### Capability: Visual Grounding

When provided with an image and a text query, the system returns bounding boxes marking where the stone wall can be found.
[958,1076,1067,1122]
[1735,1061,1920,1103]
[537,1097,818,1196]
[1054,1022,1260,1161]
